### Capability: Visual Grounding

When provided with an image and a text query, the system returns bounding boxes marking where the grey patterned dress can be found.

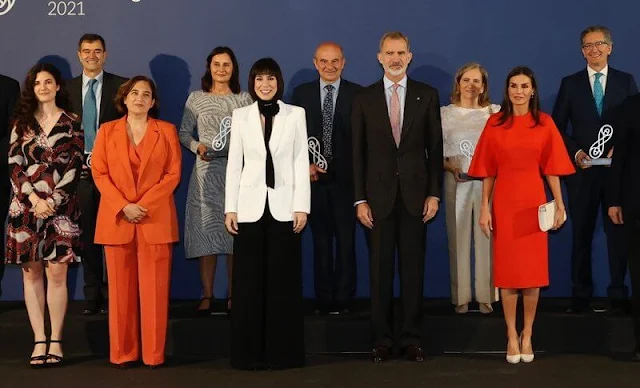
[179,90,253,258]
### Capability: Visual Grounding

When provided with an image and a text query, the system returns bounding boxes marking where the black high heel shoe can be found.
[45,340,64,367]
[226,298,232,315]
[30,341,48,368]
[196,297,213,316]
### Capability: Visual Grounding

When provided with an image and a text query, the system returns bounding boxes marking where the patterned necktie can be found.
[321,84,334,159]
[593,72,604,116]
[83,78,98,152]
[390,83,401,146]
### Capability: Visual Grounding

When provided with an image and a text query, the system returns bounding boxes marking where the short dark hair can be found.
[201,46,241,94]
[78,33,106,51]
[248,58,284,101]
[114,75,159,118]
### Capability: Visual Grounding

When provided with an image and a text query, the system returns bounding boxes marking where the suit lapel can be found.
[579,70,600,120]
[310,81,322,137]
[333,80,349,132]
[603,68,620,114]
[70,77,83,118]
[373,81,397,147]
[138,118,160,179]
[400,79,419,145]
[113,117,135,187]
[269,101,287,153]
[99,73,114,123]
[247,103,266,155]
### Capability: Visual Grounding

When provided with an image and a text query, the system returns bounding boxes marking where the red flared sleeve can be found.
[540,118,575,176]
[468,120,497,178]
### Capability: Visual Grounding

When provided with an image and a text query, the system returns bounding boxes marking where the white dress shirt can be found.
[320,77,340,116]
[383,75,407,129]
[587,64,608,95]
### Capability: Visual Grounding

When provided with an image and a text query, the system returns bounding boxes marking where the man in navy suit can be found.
[0,74,20,298]
[66,33,127,315]
[552,25,638,314]
[291,43,362,315]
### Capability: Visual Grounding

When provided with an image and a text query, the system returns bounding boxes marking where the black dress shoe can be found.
[82,308,98,316]
[99,306,108,314]
[566,298,589,314]
[607,299,631,316]
[314,302,330,315]
[404,345,425,362]
[113,361,137,370]
[631,350,640,362]
[371,346,390,363]
[334,301,352,315]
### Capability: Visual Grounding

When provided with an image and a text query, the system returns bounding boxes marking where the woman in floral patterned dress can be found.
[6,63,84,367]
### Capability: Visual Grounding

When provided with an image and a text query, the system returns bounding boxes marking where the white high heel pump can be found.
[506,337,521,364]
[520,333,535,363]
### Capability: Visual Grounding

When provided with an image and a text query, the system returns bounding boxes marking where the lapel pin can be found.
[417,97,421,101]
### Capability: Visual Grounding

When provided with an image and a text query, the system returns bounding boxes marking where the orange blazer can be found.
[91,116,182,245]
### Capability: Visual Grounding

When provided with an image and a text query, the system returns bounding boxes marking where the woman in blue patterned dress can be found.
[179,47,252,314]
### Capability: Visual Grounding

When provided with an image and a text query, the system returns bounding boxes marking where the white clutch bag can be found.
[538,200,567,232]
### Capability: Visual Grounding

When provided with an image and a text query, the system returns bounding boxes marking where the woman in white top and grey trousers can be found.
[441,63,499,314]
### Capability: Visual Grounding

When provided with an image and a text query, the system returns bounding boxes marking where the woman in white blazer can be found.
[224,58,310,370]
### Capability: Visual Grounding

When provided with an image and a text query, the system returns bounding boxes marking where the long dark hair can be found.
[201,46,241,94]
[13,63,69,139]
[495,66,541,128]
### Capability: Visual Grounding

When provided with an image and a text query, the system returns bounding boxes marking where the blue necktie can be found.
[321,84,334,159]
[83,78,97,152]
[593,72,604,116]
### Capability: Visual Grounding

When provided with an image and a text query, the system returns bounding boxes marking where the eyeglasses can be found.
[582,41,609,50]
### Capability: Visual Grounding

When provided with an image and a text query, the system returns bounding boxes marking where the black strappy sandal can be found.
[45,340,64,367]
[30,341,48,368]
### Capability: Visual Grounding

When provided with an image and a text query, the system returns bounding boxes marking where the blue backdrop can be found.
[1,0,637,301]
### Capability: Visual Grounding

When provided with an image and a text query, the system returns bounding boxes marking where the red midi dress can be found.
[468,112,575,288]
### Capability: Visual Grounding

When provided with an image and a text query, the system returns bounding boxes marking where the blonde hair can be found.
[450,62,491,107]
[379,31,410,52]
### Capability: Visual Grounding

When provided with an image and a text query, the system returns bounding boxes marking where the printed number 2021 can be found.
[48,1,85,16]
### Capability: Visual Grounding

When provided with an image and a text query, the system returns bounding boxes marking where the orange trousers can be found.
[104,228,172,366]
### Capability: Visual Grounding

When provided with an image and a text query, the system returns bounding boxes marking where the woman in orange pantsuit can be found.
[468,67,574,364]
[90,76,181,368]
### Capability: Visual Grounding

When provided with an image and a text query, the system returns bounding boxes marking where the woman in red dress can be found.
[468,67,574,364]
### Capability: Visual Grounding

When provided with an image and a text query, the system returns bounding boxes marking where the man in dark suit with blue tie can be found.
[66,33,127,315]
[0,73,20,298]
[352,32,443,362]
[291,43,362,315]
[552,25,638,314]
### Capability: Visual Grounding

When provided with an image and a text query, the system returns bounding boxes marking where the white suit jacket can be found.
[225,100,311,222]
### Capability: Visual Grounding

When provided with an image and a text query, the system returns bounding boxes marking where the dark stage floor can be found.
[1,299,639,387]
[1,354,639,388]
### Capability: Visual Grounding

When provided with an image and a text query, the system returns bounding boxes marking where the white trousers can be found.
[444,172,498,305]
